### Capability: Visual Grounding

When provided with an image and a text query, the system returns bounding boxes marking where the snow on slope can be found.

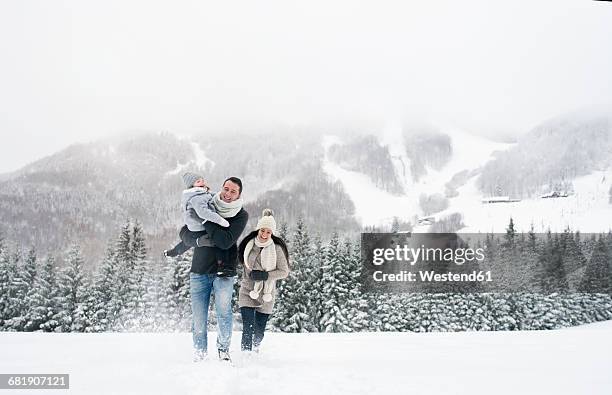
[322,135,420,226]
[323,127,612,233]
[442,169,612,233]
[1,324,610,395]
[165,140,215,177]
[409,126,512,197]
[322,127,512,227]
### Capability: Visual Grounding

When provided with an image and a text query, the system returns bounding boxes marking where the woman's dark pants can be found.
[240,307,270,351]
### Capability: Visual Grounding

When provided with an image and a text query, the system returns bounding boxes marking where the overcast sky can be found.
[0,0,611,173]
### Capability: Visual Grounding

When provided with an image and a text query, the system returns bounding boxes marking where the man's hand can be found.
[250,270,269,281]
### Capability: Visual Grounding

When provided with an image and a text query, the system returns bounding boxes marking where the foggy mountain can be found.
[1,113,611,265]
[0,130,361,265]
[478,115,612,198]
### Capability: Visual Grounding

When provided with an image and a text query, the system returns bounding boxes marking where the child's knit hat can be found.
[182,172,203,188]
[256,209,277,234]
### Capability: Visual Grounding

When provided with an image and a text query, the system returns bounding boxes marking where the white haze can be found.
[0,0,611,172]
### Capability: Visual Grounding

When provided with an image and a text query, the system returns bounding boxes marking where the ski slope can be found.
[322,129,512,227]
[322,130,612,233]
[1,322,610,395]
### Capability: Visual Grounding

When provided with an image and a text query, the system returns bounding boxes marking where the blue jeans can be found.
[190,273,234,353]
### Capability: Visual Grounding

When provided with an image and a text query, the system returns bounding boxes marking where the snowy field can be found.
[1,322,611,395]
[445,169,612,234]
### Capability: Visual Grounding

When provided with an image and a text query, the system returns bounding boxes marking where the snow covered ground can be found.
[1,321,611,395]
[446,169,612,233]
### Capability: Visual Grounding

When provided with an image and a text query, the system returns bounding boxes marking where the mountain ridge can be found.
[1,113,610,264]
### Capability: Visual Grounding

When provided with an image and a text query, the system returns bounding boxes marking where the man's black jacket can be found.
[190,208,249,274]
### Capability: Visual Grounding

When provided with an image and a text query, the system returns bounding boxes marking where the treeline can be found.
[475,219,612,294]
[269,219,612,332]
[392,219,612,294]
[0,221,191,332]
[1,219,611,333]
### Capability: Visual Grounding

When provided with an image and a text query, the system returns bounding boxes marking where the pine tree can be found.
[319,233,352,332]
[163,253,192,332]
[277,222,289,241]
[90,245,122,332]
[140,263,167,332]
[309,234,326,332]
[343,238,369,331]
[504,217,516,249]
[2,247,26,330]
[562,229,587,291]
[114,220,133,326]
[0,239,11,330]
[54,244,89,332]
[26,257,60,332]
[271,218,312,332]
[537,233,569,293]
[20,249,43,331]
[527,223,537,252]
[22,248,37,288]
[391,217,400,233]
[579,236,611,293]
[122,221,149,331]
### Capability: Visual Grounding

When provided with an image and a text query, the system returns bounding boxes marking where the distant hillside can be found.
[0,130,359,265]
[478,115,612,198]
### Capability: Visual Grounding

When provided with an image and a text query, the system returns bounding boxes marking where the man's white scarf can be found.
[212,192,243,218]
[243,237,276,271]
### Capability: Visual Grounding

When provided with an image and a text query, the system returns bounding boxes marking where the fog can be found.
[1,0,611,172]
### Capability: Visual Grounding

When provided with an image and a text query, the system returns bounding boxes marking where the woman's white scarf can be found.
[212,192,243,218]
[243,237,277,272]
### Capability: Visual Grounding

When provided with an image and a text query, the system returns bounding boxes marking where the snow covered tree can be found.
[114,220,133,320]
[527,223,537,252]
[367,293,410,331]
[121,221,149,330]
[579,236,611,293]
[1,246,26,330]
[0,239,13,330]
[342,238,369,331]
[89,245,122,332]
[163,253,192,332]
[504,217,516,249]
[271,218,313,332]
[19,249,44,331]
[319,233,353,332]
[277,222,289,241]
[54,244,90,332]
[391,217,400,233]
[139,263,167,332]
[308,234,326,332]
[26,257,60,332]
[537,233,569,293]
[559,229,587,291]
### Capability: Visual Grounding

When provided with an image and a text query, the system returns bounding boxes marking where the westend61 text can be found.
[373,270,493,282]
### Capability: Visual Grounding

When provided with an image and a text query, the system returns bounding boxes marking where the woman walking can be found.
[237,209,289,352]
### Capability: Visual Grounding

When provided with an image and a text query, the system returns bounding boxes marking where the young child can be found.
[164,172,230,273]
